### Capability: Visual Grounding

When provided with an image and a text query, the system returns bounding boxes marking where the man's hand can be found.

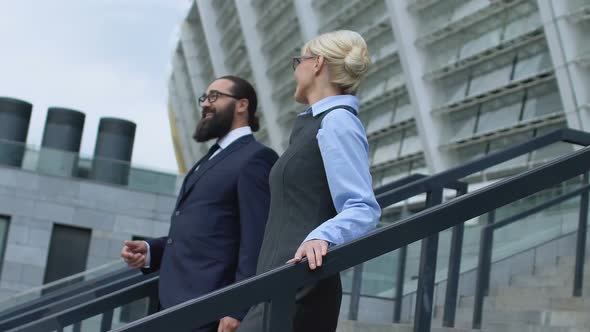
[121,240,147,269]
[286,239,329,270]
[217,316,240,332]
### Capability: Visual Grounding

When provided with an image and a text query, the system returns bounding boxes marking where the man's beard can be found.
[193,102,235,142]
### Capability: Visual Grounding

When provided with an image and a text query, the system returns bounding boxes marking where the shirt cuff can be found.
[143,241,151,268]
[303,228,340,246]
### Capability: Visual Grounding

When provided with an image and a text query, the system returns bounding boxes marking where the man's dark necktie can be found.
[183,143,220,193]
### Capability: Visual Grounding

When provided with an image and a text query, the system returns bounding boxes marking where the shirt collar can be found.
[300,95,359,117]
[216,126,252,149]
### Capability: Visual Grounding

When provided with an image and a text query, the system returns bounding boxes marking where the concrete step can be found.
[510,274,590,288]
[458,293,590,311]
[481,322,590,332]
[337,320,477,332]
[489,286,590,298]
[555,256,590,268]
[535,261,590,278]
[433,307,590,329]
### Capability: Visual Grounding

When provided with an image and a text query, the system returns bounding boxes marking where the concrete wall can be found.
[0,165,175,299]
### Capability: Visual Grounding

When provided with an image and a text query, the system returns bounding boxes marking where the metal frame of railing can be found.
[352,128,590,329]
[105,140,590,332]
[0,263,130,321]
[0,271,152,331]
[346,173,468,321]
[6,128,590,332]
[471,176,590,329]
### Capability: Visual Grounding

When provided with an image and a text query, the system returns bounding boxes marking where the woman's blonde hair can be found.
[302,30,371,95]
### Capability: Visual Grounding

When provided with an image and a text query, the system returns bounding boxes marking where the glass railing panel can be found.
[0,260,126,312]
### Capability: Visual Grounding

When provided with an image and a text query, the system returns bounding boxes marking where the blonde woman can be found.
[238,30,381,332]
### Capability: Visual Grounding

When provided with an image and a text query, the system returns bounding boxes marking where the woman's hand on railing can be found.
[287,239,329,270]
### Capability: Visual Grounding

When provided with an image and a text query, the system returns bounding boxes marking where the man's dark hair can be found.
[219,75,260,132]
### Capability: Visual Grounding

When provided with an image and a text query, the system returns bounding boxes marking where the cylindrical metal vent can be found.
[38,107,86,176]
[0,97,33,167]
[90,118,136,185]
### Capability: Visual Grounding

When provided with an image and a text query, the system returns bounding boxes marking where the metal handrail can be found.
[9,128,590,332]
[108,142,590,332]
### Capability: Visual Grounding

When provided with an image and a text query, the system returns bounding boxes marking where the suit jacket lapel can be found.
[176,135,254,208]
[173,152,212,209]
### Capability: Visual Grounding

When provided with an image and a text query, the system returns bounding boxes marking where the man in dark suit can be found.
[121,76,278,332]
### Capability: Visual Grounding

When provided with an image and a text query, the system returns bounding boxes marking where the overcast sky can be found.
[0,0,190,173]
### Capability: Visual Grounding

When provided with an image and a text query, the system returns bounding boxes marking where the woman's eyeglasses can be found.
[292,55,318,71]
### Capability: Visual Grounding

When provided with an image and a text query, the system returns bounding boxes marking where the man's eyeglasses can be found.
[198,90,241,106]
[292,55,318,71]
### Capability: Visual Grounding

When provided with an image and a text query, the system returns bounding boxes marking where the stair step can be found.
[489,286,590,298]
[458,294,590,311]
[556,256,590,268]
[535,262,590,278]
[433,308,590,328]
[510,274,590,288]
[482,321,590,332]
[337,320,477,332]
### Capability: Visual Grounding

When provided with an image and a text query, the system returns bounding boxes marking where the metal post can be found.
[393,205,410,324]
[574,173,589,297]
[442,187,467,327]
[442,223,464,327]
[413,188,443,332]
[472,210,495,329]
[393,245,407,323]
[267,290,296,332]
[100,309,114,332]
[348,264,364,320]
[147,294,159,315]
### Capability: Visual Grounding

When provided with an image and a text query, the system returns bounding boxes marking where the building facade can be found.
[168,0,589,181]
[166,0,590,321]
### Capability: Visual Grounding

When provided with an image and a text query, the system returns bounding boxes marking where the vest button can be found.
[167,238,173,245]
[175,210,180,216]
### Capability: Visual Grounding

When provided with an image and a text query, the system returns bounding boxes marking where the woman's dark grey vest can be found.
[255,105,355,273]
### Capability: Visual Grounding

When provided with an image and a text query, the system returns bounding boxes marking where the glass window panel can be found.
[468,65,512,96]
[451,0,487,22]
[442,79,469,105]
[531,123,574,162]
[380,164,412,186]
[503,11,541,41]
[477,93,524,133]
[420,3,454,35]
[448,107,477,141]
[522,84,563,120]
[400,130,421,156]
[394,95,414,123]
[577,21,590,57]
[358,111,371,128]
[372,133,401,165]
[410,157,428,175]
[454,142,487,166]
[513,51,552,80]
[430,41,461,69]
[486,131,533,174]
[460,28,502,59]
[386,74,404,90]
[366,108,395,134]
